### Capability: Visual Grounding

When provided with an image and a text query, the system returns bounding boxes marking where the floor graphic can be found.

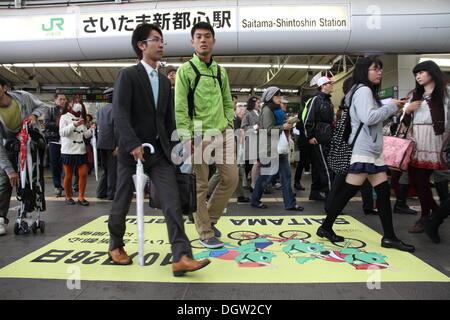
[0,215,448,283]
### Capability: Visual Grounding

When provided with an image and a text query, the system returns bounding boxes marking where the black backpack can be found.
[328,85,364,175]
[187,60,222,119]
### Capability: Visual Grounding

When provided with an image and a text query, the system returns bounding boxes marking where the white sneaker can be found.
[0,217,6,236]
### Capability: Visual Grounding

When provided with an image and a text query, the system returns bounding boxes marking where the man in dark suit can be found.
[108,23,210,276]
[96,88,117,200]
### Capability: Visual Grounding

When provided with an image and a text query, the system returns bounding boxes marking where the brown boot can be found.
[172,255,211,277]
[108,247,132,265]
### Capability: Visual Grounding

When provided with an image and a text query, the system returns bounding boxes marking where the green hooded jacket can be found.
[175,54,234,142]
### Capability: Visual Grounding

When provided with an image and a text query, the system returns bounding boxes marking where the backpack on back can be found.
[328,85,364,175]
[187,60,222,119]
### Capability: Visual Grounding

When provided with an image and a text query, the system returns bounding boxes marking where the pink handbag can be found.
[382,117,415,171]
[382,136,415,171]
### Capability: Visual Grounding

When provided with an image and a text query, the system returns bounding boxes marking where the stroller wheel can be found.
[21,220,30,234]
[31,222,38,234]
[14,222,20,235]
[39,221,45,233]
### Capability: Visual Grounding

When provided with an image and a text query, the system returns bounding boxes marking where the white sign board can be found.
[239,5,350,31]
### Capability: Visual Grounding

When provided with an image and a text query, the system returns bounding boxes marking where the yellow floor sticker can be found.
[0,215,448,283]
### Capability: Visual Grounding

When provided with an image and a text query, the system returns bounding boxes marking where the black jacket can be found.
[113,62,177,165]
[303,91,334,146]
[44,105,62,142]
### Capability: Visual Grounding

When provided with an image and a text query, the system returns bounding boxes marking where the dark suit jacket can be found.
[113,62,177,165]
[96,103,116,150]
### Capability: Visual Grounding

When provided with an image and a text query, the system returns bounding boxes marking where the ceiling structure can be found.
[0,54,361,95]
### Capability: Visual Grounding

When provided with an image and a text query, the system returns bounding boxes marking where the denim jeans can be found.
[251,154,296,209]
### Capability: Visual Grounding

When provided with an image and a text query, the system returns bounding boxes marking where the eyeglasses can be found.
[141,37,167,45]
[369,67,383,73]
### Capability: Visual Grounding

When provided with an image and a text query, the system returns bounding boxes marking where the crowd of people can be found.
[0,21,448,276]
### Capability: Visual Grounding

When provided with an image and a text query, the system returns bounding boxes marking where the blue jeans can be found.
[251,155,296,209]
[48,143,63,189]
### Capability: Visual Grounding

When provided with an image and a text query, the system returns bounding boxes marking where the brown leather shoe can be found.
[172,255,211,277]
[408,222,425,233]
[108,247,133,265]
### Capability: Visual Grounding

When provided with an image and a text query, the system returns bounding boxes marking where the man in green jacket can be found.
[175,22,238,249]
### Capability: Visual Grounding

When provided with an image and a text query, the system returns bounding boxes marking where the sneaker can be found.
[274,183,282,190]
[211,224,221,238]
[237,196,250,204]
[199,237,224,249]
[55,188,63,197]
[0,217,6,236]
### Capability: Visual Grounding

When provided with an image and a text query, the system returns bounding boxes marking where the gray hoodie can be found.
[346,85,398,159]
[0,90,47,175]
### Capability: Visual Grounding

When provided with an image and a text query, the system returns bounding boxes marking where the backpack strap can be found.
[350,122,364,148]
[217,64,222,89]
[301,97,314,122]
[187,60,223,119]
[347,85,366,147]
[187,61,201,119]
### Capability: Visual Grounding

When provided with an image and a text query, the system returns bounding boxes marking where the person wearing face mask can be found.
[0,77,46,236]
[59,97,95,206]
[250,86,304,211]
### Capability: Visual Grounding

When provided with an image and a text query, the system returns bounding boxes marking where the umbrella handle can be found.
[141,143,155,154]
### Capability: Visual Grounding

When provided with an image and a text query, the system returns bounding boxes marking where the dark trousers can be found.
[47,143,63,189]
[96,149,117,199]
[108,150,192,263]
[294,144,312,183]
[310,144,333,194]
[325,174,374,213]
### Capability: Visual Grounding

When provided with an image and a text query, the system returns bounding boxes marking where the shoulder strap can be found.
[350,122,364,148]
[301,97,314,122]
[188,60,202,92]
[217,65,222,89]
[348,85,366,147]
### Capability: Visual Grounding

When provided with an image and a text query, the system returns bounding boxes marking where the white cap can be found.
[317,76,333,87]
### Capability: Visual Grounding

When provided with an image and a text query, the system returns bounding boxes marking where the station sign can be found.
[239,5,350,31]
[0,5,349,41]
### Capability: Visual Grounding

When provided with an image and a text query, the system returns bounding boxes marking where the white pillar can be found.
[397,55,420,99]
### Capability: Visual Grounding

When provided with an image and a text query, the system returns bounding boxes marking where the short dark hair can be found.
[54,93,66,99]
[232,95,238,100]
[0,76,9,87]
[191,21,215,39]
[132,23,163,60]
[247,96,260,111]
[167,68,177,74]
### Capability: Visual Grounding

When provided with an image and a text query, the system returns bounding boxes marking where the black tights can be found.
[322,180,397,240]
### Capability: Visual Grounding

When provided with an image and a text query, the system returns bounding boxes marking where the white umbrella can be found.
[91,130,98,181]
[132,143,154,266]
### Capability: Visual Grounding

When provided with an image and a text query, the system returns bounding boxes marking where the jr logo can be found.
[42,18,64,32]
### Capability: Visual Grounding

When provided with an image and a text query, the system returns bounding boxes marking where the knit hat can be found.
[261,86,281,103]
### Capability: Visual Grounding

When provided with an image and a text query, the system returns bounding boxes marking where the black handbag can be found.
[149,169,197,216]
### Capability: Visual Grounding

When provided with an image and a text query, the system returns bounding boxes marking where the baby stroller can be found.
[14,119,47,235]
